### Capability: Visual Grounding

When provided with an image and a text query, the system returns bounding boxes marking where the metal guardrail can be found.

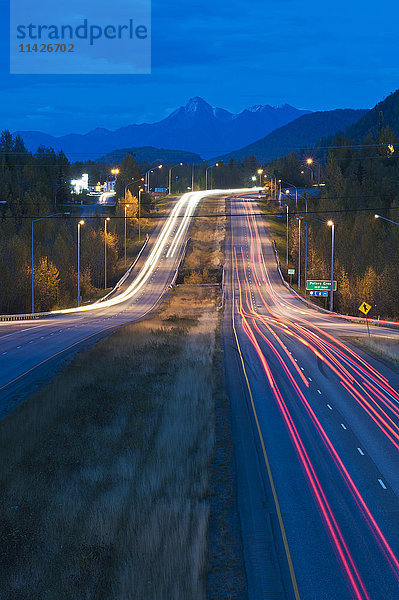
[169,238,191,288]
[96,234,149,303]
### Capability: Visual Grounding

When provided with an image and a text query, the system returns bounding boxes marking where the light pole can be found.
[305,158,315,183]
[77,220,84,307]
[206,163,219,190]
[107,168,119,192]
[123,178,144,267]
[284,204,289,268]
[327,220,335,311]
[297,217,303,289]
[168,163,183,195]
[124,203,129,268]
[374,214,399,226]
[264,171,277,200]
[281,180,298,207]
[138,188,143,242]
[257,168,264,187]
[191,164,195,191]
[104,217,110,290]
[145,165,163,193]
[304,222,308,297]
[31,212,70,313]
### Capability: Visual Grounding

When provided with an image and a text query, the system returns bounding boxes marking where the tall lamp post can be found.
[281,179,298,207]
[327,220,335,311]
[31,212,70,314]
[145,165,163,192]
[296,217,303,289]
[284,204,289,268]
[138,188,144,242]
[168,162,183,195]
[124,203,129,268]
[191,164,195,191]
[257,168,264,187]
[77,220,84,307]
[264,171,277,200]
[124,178,144,267]
[374,214,399,226]
[104,217,110,290]
[206,163,219,190]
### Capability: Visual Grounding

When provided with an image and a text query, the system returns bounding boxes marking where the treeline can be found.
[265,127,399,319]
[0,133,151,314]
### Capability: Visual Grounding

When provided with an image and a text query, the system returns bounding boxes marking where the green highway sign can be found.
[306,279,337,291]
[288,268,295,275]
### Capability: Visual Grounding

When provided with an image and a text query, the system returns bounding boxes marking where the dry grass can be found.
[345,335,399,366]
[184,196,226,272]
[0,287,219,600]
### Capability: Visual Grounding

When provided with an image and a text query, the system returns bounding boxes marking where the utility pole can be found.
[297,217,302,289]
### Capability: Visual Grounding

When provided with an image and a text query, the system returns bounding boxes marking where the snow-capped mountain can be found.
[15,97,311,160]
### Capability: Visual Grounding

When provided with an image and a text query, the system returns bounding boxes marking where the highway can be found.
[0,189,246,419]
[223,193,399,599]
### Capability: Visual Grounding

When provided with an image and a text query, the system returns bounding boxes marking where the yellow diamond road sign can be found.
[359,302,371,315]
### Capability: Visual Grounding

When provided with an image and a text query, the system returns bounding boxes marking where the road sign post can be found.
[288,268,295,286]
[306,280,337,291]
[359,302,372,338]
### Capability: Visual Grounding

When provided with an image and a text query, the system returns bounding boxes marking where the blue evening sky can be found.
[1,0,399,135]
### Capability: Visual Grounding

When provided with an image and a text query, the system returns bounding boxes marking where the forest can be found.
[267,127,399,319]
[0,132,152,314]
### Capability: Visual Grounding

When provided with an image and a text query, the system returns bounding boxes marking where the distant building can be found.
[70,173,89,194]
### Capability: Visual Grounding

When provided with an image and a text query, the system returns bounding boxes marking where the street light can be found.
[168,162,183,195]
[264,171,277,200]
[138,188,144,242]
[77,220,84,307]
[374,214,399,226]
[206,163,219,190]
[104,217,110,290]
[257,168,264,187]
[296,217,303,288]
[327,220,335,311]
[107,168,120,192]
[284,204,289,268]
[305,158,321,185]
[145,165,163,192]
[280,179,298,207]
[124,203,129,268]
[124,178,144,267]
[31,212,70,313]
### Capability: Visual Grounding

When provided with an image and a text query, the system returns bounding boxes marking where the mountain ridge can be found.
[216,108,369,163]
[14,97,311,161]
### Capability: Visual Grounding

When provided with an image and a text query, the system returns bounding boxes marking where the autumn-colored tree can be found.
[34,257,59,311]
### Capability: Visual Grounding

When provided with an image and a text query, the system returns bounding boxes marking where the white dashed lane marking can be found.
[378,479,387,490]
[357,448,365,456]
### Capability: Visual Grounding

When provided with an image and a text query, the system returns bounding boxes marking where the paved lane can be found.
[223,193,399,600]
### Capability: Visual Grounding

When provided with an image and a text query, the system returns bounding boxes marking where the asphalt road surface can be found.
[223,193,399,600]
[0,189,246,419]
